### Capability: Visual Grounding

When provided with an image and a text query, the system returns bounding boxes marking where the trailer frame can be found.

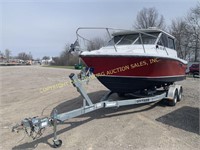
[12,73,183,148]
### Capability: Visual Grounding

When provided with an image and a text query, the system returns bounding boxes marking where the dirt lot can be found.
[0,66,199,150]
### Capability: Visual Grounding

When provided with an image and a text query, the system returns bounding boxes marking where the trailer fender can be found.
[166,85,182,106]
[167,85,182,100]
[167,86,176,100]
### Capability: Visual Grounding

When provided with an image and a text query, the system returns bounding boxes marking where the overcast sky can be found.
[0,0,198,59]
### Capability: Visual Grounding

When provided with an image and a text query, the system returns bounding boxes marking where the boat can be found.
[76,27,187,94]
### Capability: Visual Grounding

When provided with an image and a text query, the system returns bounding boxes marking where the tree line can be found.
[169,3,200,61]
[0,50,33,62]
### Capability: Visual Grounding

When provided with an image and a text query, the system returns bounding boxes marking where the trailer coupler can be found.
[12,117,49,138]
[12,109,62,147]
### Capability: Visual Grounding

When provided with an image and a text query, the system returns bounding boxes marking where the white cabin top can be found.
[78,27,187,64]
[112,28,175,39]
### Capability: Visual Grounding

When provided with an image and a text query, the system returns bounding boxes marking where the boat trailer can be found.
[12,73,183,148]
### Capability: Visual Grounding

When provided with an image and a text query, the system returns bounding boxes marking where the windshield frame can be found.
[107,31,160,46]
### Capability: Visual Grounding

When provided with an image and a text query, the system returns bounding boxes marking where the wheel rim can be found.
[178,87,183,101]
[179,92,182,99]
[174,95,177,103]
[174,90,178,104]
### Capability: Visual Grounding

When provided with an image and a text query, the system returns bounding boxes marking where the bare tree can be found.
[134,7,165,29]
[53,45,80,66]
[186,3,200,61]
[17,52,32,60]
[87,37,106,51]
[42,56,50,60]
[169,3,200,62]
[59,46,71,65]
[64,45,80,66]
[169,18,192,60]
[5,49,11,61]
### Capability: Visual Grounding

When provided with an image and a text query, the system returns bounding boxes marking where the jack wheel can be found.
[53,139,62,148]
[168,89,178,106]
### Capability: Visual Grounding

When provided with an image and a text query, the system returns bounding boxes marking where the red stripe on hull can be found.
[81,56,187,77]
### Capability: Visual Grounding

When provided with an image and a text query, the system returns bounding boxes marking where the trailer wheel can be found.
[168,89,178,106]
[53,139,62,148]
[177,86,183,102]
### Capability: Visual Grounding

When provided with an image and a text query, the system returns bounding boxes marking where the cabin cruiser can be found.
[75,28,187,94]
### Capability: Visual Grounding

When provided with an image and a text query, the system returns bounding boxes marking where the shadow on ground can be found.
[156,106,199,135]
[12,90,167,150]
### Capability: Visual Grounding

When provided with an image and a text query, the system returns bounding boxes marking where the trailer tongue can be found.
[12,72,182,148]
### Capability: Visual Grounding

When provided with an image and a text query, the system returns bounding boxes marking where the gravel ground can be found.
[0,66,199,150]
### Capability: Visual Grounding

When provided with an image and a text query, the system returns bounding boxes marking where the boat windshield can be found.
[107,32,159,46]
[107,35,123,46]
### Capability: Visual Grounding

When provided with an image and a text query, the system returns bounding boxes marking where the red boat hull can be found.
[81,55,187,93]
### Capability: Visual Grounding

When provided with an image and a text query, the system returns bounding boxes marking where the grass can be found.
[186,74,199,79]
[42,65,75,69]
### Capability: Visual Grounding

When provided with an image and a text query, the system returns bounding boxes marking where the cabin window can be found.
[108,32,160,46]
[157,34,168,47]
[168,37,175,49]
[157,40,163,46]
[141,34,158,44]
[135,32,159,44]
[107,35,123,46]
[117,34,139,45]
[161,34,168,47]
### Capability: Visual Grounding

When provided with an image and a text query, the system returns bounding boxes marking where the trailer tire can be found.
[177,86,183,102]
[168,89,178,106]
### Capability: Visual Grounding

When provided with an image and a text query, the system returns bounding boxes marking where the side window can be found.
[168,37,175,49]
[161,34,168,47]
[157,34,168,47]
[114,35,123,43]
[157,39,163,46]
[117,34,139,45]
[107,35,123,46]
